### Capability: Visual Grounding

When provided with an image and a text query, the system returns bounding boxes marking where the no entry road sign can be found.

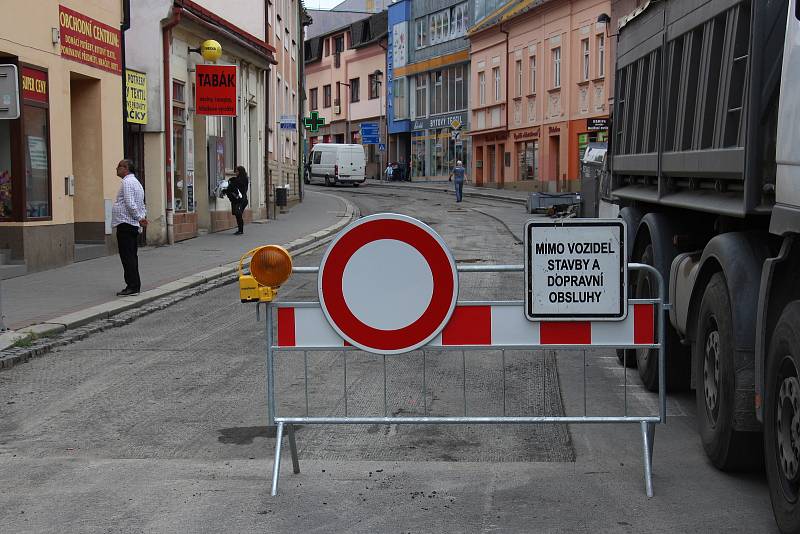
[318,213,459,354]
[524,219,627,321]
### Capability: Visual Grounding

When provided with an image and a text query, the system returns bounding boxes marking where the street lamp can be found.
[372,69,384,181]
[336,81,351,144]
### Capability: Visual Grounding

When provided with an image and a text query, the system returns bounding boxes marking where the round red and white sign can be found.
[318,213,459,355]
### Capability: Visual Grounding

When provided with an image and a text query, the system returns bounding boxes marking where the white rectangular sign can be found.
[524,219,627,321]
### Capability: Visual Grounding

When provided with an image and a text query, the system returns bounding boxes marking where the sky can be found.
[309,0,344,9]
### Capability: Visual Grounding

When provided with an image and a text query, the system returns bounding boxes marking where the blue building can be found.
[387,0,471,180]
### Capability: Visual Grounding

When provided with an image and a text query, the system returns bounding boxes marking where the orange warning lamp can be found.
[239,245,293,303]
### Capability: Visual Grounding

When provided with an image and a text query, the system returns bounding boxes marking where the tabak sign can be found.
[59,5,122,74]
[196,64,237,116]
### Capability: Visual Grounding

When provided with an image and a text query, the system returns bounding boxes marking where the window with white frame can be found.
[516,60,522,97]
[415,18,427,48]
[581,38,590,80]
[493,66,500,101]
[597,34,605,78]
[552,47,561,88]
[432,70,443,115]
[415,74,427,117]
[479,71,485,105]
[451,3,468,37]
[529,55,536,94]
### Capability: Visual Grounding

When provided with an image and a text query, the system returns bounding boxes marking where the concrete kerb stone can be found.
[0,195,359,371]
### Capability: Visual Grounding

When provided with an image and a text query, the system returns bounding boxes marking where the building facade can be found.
[304,12,388,181]
[388,0,472,181]
[126,0,280,245]
[468,0,611,191]
[267,0,306,209]
[0,0,125,273]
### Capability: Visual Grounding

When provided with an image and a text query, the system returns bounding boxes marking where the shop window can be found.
[223,116,236,174]
[518,140,539,181]
[172,80,191,212]
[20,67,51,220]
[0,119,12,218]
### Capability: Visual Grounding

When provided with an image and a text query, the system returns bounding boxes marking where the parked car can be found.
[305,143,366,187]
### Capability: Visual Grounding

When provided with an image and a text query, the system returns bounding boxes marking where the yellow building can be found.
[0,1,125,273]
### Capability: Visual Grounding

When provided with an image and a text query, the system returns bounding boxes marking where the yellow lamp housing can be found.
[200,39,223,62]
[238,245,293,303]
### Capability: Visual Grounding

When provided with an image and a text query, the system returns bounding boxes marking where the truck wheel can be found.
[695,272,761,470]
[616,208,642,371]
[765,301,800,533]
[324,175,332,187]
[634,243,691,391]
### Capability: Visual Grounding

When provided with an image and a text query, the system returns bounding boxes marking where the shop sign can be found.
[280,114,297,130]
[196,64,237,116]
[21,67,48,104]
[513,129,539,141]
[414,112,467,131]
[549,126,561,134]
[59,5,122,75]
[125,70,147,124]
[587,118,609,131]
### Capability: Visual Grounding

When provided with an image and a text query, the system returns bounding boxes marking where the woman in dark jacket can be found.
[226,166,249,235]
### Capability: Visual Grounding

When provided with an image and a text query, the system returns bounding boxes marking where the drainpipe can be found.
[500,23,509,189]
[161,10,181,245]
[266,66,272,219]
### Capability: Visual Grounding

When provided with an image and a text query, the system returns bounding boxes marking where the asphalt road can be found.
[0,185,776,533]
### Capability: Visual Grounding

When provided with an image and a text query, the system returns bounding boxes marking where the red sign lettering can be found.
[21,67,48,103]
[196,65,237,116]
[59,5,122,75]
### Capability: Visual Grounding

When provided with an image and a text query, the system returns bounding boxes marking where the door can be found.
[487,145,496,183]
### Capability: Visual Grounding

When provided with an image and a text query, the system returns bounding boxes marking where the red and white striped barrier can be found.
[277,302,656,349]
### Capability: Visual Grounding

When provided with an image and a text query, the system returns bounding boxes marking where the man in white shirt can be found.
[111,159,147,296]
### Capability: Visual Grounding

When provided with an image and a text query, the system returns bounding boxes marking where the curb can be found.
[0,195,359,369]
[362,181,528,206]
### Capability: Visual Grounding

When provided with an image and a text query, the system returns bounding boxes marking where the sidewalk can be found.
[0,190,356,341]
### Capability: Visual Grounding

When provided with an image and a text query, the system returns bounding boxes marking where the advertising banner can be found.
[125,70,147,124]
[196,64,237,116]
[21,67,48,103]
[59,5,122,74]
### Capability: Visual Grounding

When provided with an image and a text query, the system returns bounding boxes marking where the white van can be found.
[305,143,366,186]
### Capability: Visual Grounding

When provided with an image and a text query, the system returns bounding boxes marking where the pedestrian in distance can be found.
[111,159,147,296]
[226,166,249,235]
[449,160,466,202]
[384,162,393,181]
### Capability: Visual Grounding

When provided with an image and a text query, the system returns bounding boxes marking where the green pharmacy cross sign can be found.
[303,111,326,133]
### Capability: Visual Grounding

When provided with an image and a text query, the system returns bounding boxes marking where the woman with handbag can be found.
[226,166,249,235]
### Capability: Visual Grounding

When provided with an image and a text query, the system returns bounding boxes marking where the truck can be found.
[606,0,800,531]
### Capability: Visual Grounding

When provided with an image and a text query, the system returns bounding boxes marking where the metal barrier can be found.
[262,262,666,497]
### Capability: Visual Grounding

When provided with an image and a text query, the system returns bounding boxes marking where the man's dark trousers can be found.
[116,223,140,291]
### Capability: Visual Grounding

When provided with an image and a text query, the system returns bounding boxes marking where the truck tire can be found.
[324,175,332,187]
[765,301,800,533]
[616,207,643,370]
[695,273,762,470]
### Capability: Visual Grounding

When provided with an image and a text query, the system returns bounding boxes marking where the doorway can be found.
[550,134,561,191]
[487,144,496,183]
[70,74,105,260]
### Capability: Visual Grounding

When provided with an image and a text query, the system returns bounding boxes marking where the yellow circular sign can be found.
[201,40,222,62]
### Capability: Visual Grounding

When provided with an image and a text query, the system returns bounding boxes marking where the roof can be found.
[304,10,387,63]
[173,0,276,55]
[305,9,371,39]
[467,0,550,37]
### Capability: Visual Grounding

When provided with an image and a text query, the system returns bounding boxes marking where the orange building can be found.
[467,0,611,192]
